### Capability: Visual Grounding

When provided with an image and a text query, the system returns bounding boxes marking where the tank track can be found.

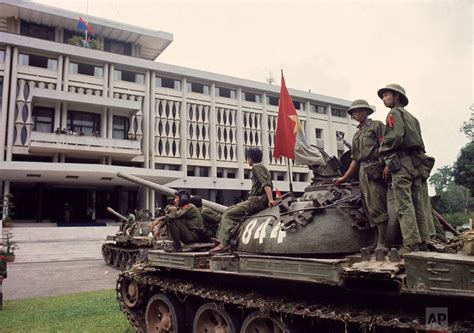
[116,268,473,332]
[101,243,146,270]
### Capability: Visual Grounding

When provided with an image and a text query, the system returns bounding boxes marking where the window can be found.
[315,128,323,139]
[187,82,210,95]
[67,111,101,136]
[19,53,57,70]
[112,116,129,139]
[242,91,261,103]
[216,87,236,99]
[20,20,54,41]
[310,104,326,114]
[104,38,132,56]
[293,100,304,110]
[70,62,103,77]
[156,77,181,90]
[33,107,54,133]
[187,166,196,177]
[271,171,285,181]
[267,96,279,106]
[331,108,346,118]
[199,167,210,177]
[0,50,5,62]
[114,70,144,84]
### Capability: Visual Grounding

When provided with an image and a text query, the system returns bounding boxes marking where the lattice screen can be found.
[187,103,210,159]
[242,110,262,155]
[154,98,181,158]
[216,107,237,162]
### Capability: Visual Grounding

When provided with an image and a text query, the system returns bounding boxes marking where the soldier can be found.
[189,195,222,242]
[210,147,277,254]
[335,99,388,251]
[153,190,204,252]
[378,84,430,254]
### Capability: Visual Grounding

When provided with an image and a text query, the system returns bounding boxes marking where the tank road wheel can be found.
[145,294,185,333]
[123,252,132,270]
[240,311,297,333]
[112,249,120,268]
[193,303,242,333]
[102,245,112,265]
[120,277,141,308]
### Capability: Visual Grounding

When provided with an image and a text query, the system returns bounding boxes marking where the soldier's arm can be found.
[380,109,405,164]
[203,209,221,223]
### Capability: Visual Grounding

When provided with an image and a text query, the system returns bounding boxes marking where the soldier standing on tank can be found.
[153,190,204,252]
[378,84,430,254]
[210,147,277,254]
[335,99,388,252]
[189,195,222,242]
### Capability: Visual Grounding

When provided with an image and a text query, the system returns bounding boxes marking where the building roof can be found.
[0,0,173,60]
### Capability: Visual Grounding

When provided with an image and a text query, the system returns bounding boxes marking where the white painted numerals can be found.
[241,218,286,245]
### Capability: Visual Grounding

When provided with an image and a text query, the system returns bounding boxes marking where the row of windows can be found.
[32,107,130,139]
[21,20,132,57]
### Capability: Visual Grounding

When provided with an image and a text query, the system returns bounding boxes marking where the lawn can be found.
[0,289,133,333]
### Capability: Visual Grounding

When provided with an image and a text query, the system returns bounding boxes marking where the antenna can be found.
[265,72,275,85]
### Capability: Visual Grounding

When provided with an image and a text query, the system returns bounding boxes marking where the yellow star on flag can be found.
[288,114,302,134]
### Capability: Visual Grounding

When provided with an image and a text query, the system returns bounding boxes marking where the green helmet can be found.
[377,83,409,106]
[346,99,374,116]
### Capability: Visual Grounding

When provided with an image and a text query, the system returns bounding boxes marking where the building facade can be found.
[0,0,355,223]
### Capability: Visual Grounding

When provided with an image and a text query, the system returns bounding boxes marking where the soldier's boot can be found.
[375,222,388,252]
[398,244,420,257]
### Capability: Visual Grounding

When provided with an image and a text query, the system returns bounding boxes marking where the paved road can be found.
[2,225,122,300]
[3,259,120,300]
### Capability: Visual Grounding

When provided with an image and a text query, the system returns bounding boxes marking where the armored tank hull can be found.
[102,210,154,270]
[115,171,474,332]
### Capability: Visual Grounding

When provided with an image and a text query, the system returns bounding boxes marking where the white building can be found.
[0,0,355,224]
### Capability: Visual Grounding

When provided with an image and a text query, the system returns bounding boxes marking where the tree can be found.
[453,142,474,193]
[429,165,454,194]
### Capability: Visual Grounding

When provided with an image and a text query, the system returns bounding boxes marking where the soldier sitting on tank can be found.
[210,147,277,254]
[189,195,222,242]
[152,190,204,252]
[335,99,388,253]
[119,208,136,235]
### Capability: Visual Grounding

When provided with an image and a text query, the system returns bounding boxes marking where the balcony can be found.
[29,131,141,158]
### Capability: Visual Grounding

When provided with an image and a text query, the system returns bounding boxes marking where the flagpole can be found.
[85,0,89,42]
[286,157,294,194]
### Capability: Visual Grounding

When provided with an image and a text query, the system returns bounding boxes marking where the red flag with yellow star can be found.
[273,71,302,160]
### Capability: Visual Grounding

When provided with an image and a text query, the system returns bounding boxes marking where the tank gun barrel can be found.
[106,207,128,222]
[116,172,228,214]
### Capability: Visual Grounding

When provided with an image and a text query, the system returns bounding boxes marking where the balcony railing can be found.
[29,131,141,158]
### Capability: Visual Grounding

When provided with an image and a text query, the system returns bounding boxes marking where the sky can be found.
[34,0,473,177]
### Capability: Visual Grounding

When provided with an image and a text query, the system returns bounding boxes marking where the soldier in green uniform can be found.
[210,147,277,254]
[153,190,204,252]
[190,195,222,242]
[335,99,388,251]
[378,84,430,254]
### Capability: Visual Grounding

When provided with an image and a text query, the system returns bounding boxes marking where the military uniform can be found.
[201,207,222,241]
[378,84,430,247]
[159,204,204,250]
[217,163,273,247]
[351,118,388,226]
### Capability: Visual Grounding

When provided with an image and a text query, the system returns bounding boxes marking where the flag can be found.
[275,187,282,199]
[273,71,325,166]
[77,17,95,36]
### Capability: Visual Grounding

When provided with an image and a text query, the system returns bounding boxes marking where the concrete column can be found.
[58,27,64,43]
[346,112,354,141]
[235,88,244,180]
[56,55,63,91]
[261,92,270,165]
[304,101,316,143]
[209,82,217,180]
[109,64,114,98]
[326,105,335,155]
[63,56,69,92]
[180,77,188,176]
[53,102,61,131]
[142,71,151,210]
[0,45,12,162]
[103,64,109,98]
[101,107,107,138]
[5,47,18,162]
[59,154,66,163]
[149,72,156,212]
[61,102,68,130]
[53,153,59,162]
[107,108,113,138]
[2,181,10,220]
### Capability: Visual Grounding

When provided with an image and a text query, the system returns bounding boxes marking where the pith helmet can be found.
[346,99,374,116]
[377,84,409,106]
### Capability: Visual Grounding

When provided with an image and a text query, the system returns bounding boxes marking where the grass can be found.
[0,289,133,333]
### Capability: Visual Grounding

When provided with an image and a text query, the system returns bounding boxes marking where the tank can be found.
[101,207,155,270]
[114,155,474,332]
